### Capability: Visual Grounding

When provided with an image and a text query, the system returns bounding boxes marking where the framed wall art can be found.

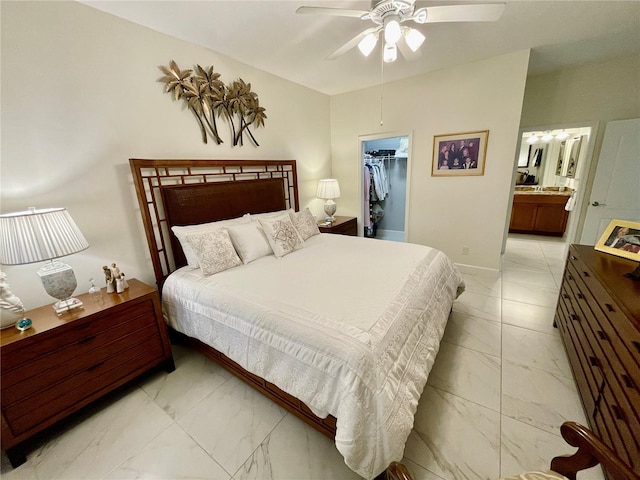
[595,219,640,262]
[432,130,488,177]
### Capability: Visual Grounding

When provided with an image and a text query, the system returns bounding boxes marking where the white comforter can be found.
[162,234,464,479]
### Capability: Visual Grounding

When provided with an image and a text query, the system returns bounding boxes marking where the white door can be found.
[580,118,640,245]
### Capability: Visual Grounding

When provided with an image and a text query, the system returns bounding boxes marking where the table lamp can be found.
[0,207,89,314]
[316,179,341,222]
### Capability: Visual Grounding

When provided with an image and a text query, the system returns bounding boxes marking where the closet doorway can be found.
[360,133,411,242]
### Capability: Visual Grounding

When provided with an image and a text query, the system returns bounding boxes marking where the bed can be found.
[129,159,464,480]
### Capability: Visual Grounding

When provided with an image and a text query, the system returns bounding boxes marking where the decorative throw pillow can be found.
[289,208,320,241]
[172,215,250,268]
[259,215,304,258]
[227,222,273,264]
[185,229,242,275]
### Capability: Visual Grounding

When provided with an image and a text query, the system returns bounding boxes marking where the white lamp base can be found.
[37,260,83,314]
[323,199,337,221]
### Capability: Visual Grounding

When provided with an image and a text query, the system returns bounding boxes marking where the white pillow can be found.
[172,215,250,267]
[185,229,242,275]
[249,209,295,221]
[259,215,304,258]
[227,222,273,264]
[289,208,320,241]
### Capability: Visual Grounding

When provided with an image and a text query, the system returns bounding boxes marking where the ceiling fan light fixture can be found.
[383,15,402,44]
[358,32,378,57]
[383,42,397,63]
[404,28,425,52]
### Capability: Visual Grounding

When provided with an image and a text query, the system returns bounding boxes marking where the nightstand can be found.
[0,278,174,467]
[318,216,357,236]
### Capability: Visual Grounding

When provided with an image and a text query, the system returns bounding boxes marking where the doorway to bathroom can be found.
[360,133,410,242]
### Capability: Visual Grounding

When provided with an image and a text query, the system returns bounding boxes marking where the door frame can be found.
[502,121,599,253]
[359,130,412,240]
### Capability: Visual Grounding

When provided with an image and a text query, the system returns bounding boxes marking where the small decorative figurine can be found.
[0,272,28,330]
[103,263,129,293]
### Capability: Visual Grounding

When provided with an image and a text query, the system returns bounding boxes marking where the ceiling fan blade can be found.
[295,6,369,19]
[326,27,380,60]
[418,3,505,23]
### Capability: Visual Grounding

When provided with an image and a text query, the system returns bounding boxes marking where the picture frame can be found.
[594,219,640,262]
[432,130,489,176]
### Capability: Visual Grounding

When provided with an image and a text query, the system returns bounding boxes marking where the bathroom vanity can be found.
[509,187,571,236]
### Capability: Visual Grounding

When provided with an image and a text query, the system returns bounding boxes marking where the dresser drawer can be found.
[557,287,603,417]
[1,300,156,373]
[2,322,160,407]
[595,382,640,474]
[3,335,164,436]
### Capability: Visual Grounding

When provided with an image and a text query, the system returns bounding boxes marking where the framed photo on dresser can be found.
[595,219,640,261]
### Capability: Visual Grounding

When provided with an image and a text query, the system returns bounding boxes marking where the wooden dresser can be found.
[555,245,640,477]
[1,279,174,467]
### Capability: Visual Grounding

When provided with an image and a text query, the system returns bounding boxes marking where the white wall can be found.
[330,50,531,269]
[1,1,331,309]
[519,53,640,240]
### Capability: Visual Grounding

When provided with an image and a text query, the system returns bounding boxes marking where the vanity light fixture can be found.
[556,130,570,140]
[541,132,554,142]
[526,134,539,144]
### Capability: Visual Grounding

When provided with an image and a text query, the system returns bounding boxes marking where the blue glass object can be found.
[16,318,32,332]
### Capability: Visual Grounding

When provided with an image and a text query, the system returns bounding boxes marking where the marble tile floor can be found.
[0,234,606,480]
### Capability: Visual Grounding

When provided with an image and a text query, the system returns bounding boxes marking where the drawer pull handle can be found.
[621,374,636,390]
[562,293,569,299]
[78,335,96,345]
[582,271,590,278]
[73,323,92,331]
[87,361,105,372]
[632,341,640,354]
[611,404,626,422]
[576,293,584,300]
[597,330,608,341]
[571,313,580,322]
[604,304,615,313]
[570,255,577,260]
[567,274,573,280]
[588,356,600,367]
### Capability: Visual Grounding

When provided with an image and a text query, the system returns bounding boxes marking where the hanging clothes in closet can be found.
[363,154,390,237]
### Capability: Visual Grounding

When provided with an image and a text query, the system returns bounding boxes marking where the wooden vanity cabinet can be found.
[509,194,569,236]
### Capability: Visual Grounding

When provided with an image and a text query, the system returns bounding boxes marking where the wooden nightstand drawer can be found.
[2,321,161,407]
[1,299,155,373]
[4,335,164,436]
[318,216,357,236]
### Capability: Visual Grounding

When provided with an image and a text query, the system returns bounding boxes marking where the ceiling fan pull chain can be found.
[380,41,384,126]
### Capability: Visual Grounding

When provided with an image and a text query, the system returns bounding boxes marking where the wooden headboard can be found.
[129,159,299,288]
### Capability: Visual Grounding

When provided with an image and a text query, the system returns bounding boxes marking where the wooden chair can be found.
[380,422,639,480]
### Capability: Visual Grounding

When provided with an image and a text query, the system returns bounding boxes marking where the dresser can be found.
[318,216,357,236]
[1,279,174,467]
[555,245,640,477]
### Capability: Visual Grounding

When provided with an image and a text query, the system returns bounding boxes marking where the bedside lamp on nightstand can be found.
[0,207,89,315]
[316,179,341,222]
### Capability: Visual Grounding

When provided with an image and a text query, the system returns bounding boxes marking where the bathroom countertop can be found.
[514,186,573,196]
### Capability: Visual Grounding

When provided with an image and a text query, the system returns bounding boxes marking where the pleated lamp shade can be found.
[0,208,89,315]
[0,208,89,265]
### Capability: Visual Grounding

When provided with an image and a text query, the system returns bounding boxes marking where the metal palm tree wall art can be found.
[159,60,267,146]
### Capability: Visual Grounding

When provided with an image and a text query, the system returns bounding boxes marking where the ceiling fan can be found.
[296,1,506,62]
